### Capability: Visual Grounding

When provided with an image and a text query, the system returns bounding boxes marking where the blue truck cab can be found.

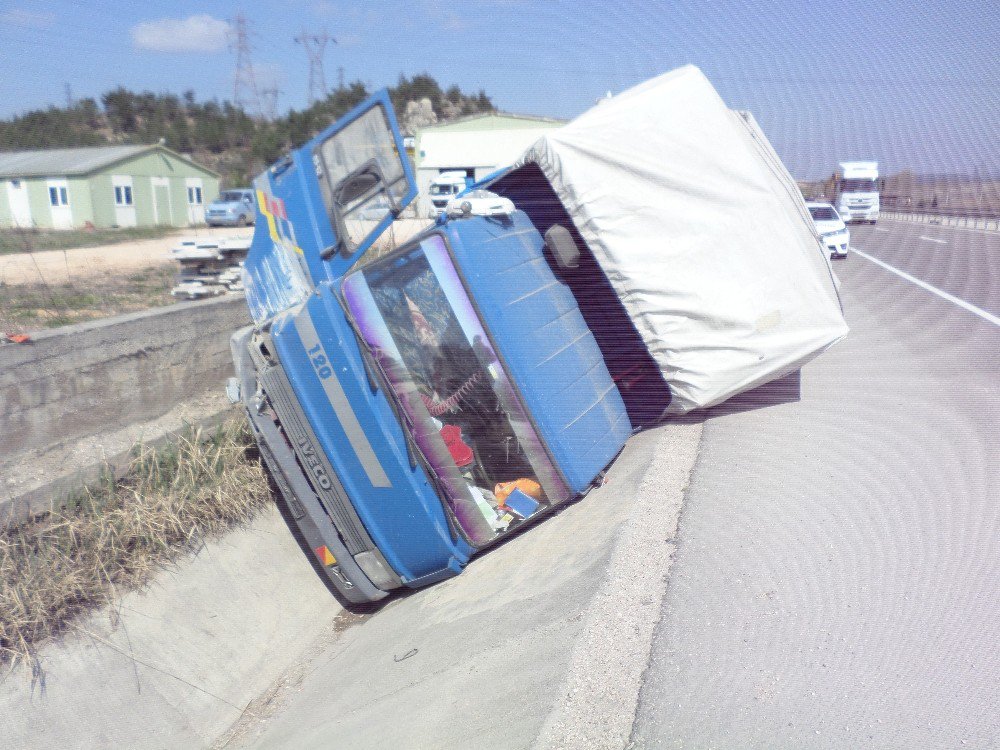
[231,91,651,603]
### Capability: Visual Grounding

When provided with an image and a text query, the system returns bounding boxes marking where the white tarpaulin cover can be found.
[512,65,849,413]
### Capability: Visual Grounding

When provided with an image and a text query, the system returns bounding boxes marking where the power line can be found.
[229,12,261,116]
[295,29,336,104]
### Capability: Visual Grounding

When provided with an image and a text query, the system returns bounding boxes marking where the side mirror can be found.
[544,224,580,270]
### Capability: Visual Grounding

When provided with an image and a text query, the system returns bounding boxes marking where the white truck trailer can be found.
[835,161,880,223]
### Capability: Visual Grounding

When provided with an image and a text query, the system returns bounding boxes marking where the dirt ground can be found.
[0,220,433,334]
[0,226,252,286]
[0,226,254,334]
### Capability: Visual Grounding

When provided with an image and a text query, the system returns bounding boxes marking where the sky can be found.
[0,0,998,179]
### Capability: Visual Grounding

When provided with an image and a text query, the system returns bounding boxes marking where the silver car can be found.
[205,189,256,227]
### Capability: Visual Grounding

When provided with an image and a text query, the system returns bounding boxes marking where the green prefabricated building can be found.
[0,144,220,230]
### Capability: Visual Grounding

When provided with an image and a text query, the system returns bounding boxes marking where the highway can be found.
[40,215,987,750]
[633,218,1000,748]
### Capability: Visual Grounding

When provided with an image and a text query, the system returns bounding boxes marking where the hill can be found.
[0,74,495,186]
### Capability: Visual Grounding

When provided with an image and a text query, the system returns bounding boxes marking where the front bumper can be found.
[841,210,878,223]
[822,233,850,257]
[206,213,253,226]
[230,327,393,604]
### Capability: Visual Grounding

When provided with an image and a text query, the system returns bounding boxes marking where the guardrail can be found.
[880,211,1000,231]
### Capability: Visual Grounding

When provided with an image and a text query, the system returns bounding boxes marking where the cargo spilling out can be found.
[229,65,848,603]
[171,237,250,300]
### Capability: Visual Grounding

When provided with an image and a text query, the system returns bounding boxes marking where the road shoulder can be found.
[533,421,702,750]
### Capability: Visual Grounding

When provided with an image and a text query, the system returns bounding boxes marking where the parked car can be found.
[205,189,256,227]
[807,201,850,258]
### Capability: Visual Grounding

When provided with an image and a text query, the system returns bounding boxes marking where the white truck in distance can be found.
[427,170,472,217]
[835,161,879,224]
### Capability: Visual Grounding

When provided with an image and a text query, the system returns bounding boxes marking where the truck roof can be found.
[839,161,879,177]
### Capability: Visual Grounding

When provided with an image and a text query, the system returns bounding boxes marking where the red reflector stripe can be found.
[314,545,336,566]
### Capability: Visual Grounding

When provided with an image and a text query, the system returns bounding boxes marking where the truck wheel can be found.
[237,215,248,227]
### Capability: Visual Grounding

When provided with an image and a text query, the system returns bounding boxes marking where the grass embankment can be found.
[0,418,272,671]
[0,265,175,331]
[0,225,175,255]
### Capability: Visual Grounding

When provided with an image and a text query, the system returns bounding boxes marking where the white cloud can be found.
[131,15,230,53]
[1,8,56,28]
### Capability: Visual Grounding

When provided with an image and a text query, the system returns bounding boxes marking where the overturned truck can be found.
[229,65,848,603]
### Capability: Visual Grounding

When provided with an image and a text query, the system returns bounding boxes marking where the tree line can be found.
[0,74,495,186]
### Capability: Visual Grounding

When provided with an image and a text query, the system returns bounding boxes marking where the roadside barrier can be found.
[881,211,1000,231]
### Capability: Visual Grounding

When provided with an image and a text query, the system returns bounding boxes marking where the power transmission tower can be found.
[64,83,73,108]
[337,66,345,92]
[295,29,336,104]
[229,13,261,116]
[260,86,282,121]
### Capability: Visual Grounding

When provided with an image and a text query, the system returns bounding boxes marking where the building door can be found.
[6,179,32,227]
[151,177,172,226]
[46,179,73,229]
[112,175,137,227]
[185,177,205,225]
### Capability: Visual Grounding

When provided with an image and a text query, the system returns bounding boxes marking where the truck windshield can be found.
[429,184,457,196]
[809,206,838,221]
[841,178,877,192]
[342,234,568,545]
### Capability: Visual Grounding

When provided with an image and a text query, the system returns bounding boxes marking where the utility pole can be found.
[64,83,73,108]
[229,12,261,117]
[295,29,336,105]
[338,66,345,92]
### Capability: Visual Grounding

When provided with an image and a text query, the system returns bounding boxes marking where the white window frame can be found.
[187,185,203,205]
[114,184,134,206]
[49,185,69,207]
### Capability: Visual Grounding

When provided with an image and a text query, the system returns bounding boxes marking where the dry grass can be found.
[0,225,177,256]
[0,265,176,333]
[0,416,272,672]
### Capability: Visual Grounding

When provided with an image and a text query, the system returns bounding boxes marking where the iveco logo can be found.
[296,436,333,490]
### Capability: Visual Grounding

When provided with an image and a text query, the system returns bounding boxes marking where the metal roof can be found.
[417,111,566,132]
[0,144,217,178]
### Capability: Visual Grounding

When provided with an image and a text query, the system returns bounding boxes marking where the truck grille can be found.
[259,366,376,555]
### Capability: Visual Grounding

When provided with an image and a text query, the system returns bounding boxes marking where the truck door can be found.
[243,90,419,324]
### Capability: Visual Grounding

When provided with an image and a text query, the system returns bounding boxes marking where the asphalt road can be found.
[632,218,1000,748]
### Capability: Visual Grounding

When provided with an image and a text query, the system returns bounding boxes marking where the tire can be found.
[237,214,248,227]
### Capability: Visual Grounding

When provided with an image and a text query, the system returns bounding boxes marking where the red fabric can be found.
[440,424,474,467]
